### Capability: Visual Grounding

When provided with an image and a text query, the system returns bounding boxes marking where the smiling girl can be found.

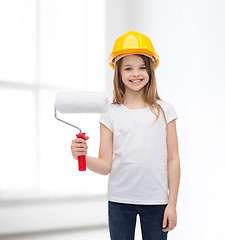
[71,31,181,240]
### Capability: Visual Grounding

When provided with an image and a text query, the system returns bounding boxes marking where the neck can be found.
[123,89,147,107]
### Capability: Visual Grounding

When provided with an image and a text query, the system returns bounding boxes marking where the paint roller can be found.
[54,91,110,171]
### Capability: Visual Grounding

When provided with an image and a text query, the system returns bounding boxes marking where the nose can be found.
[133,68,140,77]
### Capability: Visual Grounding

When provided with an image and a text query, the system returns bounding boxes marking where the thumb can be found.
[85,136,89,140]
[163,214,167,228]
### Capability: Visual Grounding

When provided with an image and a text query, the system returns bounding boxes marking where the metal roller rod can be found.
[54,108,82,134]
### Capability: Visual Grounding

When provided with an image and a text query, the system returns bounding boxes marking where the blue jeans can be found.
[108,201,168,240]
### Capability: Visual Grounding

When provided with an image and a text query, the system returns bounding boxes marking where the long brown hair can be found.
[112,54,167,127]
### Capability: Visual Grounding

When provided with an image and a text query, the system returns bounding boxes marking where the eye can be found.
[125,67,132,71]
[140,66,146,69]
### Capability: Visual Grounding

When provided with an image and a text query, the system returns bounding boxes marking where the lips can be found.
[129,79,143,83]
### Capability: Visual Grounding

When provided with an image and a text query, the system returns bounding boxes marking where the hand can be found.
[71,136,89,160]
[162,204,177,232]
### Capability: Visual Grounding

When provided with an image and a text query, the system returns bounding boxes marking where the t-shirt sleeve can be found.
[165,101,178,124]
[99,106,113,132]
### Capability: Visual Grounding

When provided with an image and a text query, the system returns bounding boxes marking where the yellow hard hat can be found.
[109,30,159,70]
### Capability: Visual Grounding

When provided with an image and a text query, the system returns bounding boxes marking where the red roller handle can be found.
[76,132,86,171]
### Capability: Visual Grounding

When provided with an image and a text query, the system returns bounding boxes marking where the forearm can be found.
[167,158,181,207]
[86,155,109,175]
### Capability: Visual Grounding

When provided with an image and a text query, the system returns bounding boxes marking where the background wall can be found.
[0,0,225,239]
[106,0,225,239]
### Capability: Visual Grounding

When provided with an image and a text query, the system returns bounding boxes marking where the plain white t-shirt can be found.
[99,100,178,205]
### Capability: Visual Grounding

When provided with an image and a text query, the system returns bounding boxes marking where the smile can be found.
[129,79,143,83]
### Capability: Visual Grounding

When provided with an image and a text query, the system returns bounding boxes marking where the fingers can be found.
[71,137,89,160]
[71,141,88,149]
[162,205,177,232]
[72,138,86,143]
[162,216,167,229]
[72,137,89,143]
[71,139,87,148]
[162,219,176,232]
[71,142,88,152]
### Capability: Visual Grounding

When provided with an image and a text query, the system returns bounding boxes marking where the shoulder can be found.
[157,99,178,124]
[157,99,174,110]
[101,103,120,116]
[106,103,121,112]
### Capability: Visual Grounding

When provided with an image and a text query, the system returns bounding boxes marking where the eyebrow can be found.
[122,64,146,67]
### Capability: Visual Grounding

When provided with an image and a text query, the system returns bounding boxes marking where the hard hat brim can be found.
[109,49,159,70]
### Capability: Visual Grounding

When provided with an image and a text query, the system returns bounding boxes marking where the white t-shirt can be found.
[99,100,178,205]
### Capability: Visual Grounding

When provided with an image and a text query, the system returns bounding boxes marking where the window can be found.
[0,0,106,198]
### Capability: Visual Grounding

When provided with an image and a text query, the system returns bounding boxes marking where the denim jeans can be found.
[108,201,168,240]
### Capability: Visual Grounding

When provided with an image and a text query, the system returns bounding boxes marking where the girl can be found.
[71,30,180,240]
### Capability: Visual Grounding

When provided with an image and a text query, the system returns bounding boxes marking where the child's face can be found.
[120,54,149,93]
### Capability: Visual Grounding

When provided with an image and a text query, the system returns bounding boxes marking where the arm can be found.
[86,123,113,175]
[162,119,180,232]
[167,119,181,207]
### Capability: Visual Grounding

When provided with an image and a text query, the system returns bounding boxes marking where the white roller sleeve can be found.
[55,91,110,113]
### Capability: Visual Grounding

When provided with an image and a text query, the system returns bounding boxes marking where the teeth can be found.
[131,80,142,83]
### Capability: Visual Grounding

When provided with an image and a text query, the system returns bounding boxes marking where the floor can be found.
[2,228,110,240]
[1,216,143,240]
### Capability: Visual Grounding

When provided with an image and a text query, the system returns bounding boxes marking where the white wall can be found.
[105,0,131,101]
[121,0,225,239]
[0,197,107,236]
[1,0,224,239]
